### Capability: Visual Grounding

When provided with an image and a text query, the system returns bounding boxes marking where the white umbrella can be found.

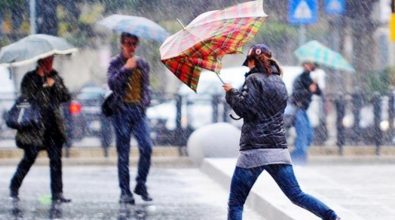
[97,14,169,42]
[0,34,78,67]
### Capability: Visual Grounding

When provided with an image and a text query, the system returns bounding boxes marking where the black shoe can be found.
[10,190,20,202]
[52,193,71,203]
[119,194,135,205]
[133,184,153,202]
[49,206,62,219]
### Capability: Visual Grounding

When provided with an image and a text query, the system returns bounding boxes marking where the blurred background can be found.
[1,0,395,154]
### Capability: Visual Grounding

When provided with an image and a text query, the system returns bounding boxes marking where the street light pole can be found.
[29,0,36,34]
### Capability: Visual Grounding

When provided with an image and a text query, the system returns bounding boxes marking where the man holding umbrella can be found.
[107,32,153,204]
[290,61,322,164]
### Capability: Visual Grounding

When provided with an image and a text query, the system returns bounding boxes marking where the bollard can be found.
[351,93,362,144]
[389,93,394,144]
[372,93,382,155]
[211,94,220,123]
[223,100,230,122]
[175,95,187,156]
[335,96,345,156]
[313,96,328,145]
[175,95,182,131]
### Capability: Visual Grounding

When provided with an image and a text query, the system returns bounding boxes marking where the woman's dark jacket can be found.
[16,69,71,149]
[225,66,288,151]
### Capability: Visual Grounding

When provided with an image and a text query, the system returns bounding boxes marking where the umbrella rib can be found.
[180,29,226,85]
[160,0,267,91]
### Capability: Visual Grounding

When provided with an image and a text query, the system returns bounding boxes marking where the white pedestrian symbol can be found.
[328,0,341,12]
[328,0,342,11]
[294,0,312,20]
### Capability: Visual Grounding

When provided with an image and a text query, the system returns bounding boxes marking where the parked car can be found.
[65,85,113,154]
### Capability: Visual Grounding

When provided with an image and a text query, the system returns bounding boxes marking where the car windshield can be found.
[77,87,105,100]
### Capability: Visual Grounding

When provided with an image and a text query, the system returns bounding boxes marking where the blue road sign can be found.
[325,0,345,15]
[288,0,318,25]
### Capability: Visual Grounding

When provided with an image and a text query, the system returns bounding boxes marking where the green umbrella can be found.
[294,40,354,72]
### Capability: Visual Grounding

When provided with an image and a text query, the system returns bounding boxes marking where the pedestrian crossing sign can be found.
[288,0,318,25]
[325,0,345,15]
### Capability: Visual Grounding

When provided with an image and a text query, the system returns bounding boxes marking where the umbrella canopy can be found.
[294,40,355,72]
[0,34,77,67]
[97,14,169,43]
[160,0,267,92]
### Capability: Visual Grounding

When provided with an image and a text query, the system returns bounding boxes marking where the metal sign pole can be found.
[298,25,306,46]
[29,0,36,34]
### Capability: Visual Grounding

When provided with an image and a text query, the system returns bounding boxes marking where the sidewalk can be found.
[2,144,395,219]
[201,158,395,220]
[0,145,182,163]
[0,166,263,220]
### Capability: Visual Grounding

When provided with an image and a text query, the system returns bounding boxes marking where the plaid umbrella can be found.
[97,14,169,42]
[160,0,267,92]
[294,40,355,72]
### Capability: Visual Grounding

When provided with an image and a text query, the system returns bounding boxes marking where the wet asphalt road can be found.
[0,166,262,220]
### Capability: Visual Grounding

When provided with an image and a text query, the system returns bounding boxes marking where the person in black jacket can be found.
[9,55,72,203]
[223,44,340,220]
[290,61,321,164]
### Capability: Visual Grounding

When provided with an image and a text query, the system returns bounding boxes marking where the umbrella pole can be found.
[215,73,225,85]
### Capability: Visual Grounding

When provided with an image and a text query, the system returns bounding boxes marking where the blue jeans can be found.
[228,164,338,220]
[291,109,313,164]
[112,104,153,196]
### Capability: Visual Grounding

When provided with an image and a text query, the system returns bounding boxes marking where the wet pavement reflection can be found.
[1,166,262,220]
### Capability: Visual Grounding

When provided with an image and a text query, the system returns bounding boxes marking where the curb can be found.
[0,156,195,167]
[2,145,395,159]
[0,146,181,159]
[200,158,367,220]
[308,145,395,156]
[308,155,395,165]
[201,159,298,220]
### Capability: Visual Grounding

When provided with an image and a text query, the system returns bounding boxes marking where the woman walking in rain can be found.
[223,44,340,220]
[9,55,72,203]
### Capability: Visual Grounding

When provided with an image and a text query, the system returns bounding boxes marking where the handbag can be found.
[5,96,42,130]
[101,92,116,117]
[283,102,298,129]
